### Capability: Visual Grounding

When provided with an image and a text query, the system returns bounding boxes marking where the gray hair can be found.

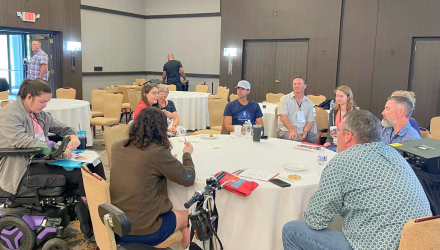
[294,77,306,85]
[343,110,382,144]
[32,40,41,46]
[387,96,413,118]
[157,84,168,92]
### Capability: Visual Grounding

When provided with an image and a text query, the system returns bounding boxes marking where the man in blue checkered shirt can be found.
[381,96,421,144]
[24,41,48,81]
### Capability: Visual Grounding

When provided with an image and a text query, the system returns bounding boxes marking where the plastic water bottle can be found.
[330,100,335,109]
[317,147,327,175]
[39,141,55,155]
[244,120,252,139]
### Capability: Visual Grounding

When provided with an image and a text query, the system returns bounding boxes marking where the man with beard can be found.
[381,96,420,144]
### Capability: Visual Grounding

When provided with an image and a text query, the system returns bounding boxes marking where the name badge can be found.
[36,134,46,142]
[297,111,306,123]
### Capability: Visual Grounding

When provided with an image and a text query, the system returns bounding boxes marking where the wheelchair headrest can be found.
[98,203,131,236]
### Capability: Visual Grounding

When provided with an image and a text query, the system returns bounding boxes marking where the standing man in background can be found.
[162,54,186,91]
[24,41,48,81]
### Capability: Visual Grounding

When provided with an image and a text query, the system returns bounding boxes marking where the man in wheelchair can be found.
[0,79,105,249]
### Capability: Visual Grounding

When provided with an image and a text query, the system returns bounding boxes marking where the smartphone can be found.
[269,178,291,188]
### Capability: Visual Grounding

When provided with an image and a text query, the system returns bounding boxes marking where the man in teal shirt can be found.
[282,110,432,250]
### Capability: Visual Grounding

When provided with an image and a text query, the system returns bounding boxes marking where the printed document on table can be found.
[238,168,279,181]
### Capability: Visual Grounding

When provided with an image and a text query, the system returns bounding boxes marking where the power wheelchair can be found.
[0,136,77,250]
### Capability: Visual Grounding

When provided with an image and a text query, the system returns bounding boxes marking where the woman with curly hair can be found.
[110,107,195,248]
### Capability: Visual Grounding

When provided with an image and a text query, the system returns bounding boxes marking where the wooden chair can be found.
[167,84,177,91]
[217,88,230,102]
[90,93,124,137]
[81,165,183,250]
[208,98,228,131]
[315,107,329,144]
[91,89,107,118]
[266,93,284,103]
[306,95,326,106]
[398,215,440,250]
[0,90,8,100]
[56,87,76,99]
[0,100,14,108]
[431,117,440,141]
[229,94,238,102]
[135,78,146,86]
[196,84,209,93]
[103,124,129,170]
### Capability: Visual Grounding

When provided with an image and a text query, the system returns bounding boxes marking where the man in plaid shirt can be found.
[24,41,48,81]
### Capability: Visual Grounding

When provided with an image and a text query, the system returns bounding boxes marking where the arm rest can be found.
[98,203,131,236]
[0,148,41,157]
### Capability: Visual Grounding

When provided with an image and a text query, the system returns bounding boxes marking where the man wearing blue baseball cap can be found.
[223,80,264,132]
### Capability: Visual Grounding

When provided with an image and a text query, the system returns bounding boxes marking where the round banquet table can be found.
[43,98,93,147]
[167,135,336,250]
[166,91,210,130]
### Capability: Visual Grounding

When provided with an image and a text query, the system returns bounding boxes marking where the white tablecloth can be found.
[167,135,336,250]
[167,92,210,130]
[43,99,93,147]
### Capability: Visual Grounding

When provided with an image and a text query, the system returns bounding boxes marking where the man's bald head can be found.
[168,54,174,60]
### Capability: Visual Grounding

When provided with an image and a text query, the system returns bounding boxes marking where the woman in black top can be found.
[155,84,181,135]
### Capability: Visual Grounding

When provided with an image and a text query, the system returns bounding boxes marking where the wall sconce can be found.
[67,41,81,72]
[224,48,237,75]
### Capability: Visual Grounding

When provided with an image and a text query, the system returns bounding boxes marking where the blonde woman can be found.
[154,84,185,136]
[323,85,358,151]
[390,90,420,135]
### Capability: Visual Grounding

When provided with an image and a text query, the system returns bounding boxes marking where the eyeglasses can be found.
[160,91,169,94]
[151,91,160,95]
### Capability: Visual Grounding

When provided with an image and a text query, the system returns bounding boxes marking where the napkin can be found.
[207,144,222,149]
[178,137,201,143]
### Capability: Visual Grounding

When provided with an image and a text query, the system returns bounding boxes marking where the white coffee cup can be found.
[329,126,338,143]
[234,125,242,136]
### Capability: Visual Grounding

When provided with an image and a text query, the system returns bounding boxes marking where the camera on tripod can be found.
[184,172,227,249]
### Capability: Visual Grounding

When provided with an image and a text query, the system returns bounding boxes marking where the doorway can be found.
[409,38,440,128]
[243,39,309,102]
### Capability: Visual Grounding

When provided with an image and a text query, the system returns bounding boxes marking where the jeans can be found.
[326,144,337,152]
[282,221,353,250]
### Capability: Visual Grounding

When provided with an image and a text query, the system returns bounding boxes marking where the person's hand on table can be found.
[323,142,332,147]
[62,148,73,159]
[288,130,299,140]
[183,142,194,155]
[67,135,81,149]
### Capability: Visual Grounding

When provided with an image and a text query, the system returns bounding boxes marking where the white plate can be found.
[282,163,307,171]
[198,134,218,139]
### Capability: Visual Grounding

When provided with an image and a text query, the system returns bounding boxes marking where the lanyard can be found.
[389,131,399,143]
[29,112,40,126]
[295,99,303,111]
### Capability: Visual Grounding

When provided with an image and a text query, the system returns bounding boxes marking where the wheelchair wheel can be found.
[0,216,35,250]
[42,238,68,250]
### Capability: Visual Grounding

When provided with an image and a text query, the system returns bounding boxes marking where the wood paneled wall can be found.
[0,0,82,98]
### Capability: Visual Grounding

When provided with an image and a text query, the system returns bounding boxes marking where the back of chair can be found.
[229,94,238,102]
[275,106,279,129]
[208,98,228,128]
[56,87,76,99]
[208,94,220,100]
[91,89,107,112]
[0,90,8,100]
[306,95,326,106]
[127,88,139,111]
[398,215,440,250]
[266,93,284,103]
[431,117,440,141]
[217,88,230,101]
[217,86,227,94]
[420,129,431,139]
[136,90,142,104]
[81,165,113,250]
[117,86,130,103]
[0,100,13,108]
[196,84,209,93]
[103,124,129,169]
[104,93,124,119]
[135,78,146,85]
[107,85,118,93]
[168,84,177,91]
[315,107,329,132]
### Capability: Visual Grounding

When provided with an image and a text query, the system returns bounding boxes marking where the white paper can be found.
[239,168,279,181]
[70,150,100,164]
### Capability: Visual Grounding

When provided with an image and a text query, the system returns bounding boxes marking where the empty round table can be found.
[167,135,336,250]
[166,92,210,130]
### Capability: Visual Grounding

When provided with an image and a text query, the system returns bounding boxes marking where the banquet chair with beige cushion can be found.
[127,88,140,119]
[107,85,118,93]
[1,100,14,108]
[196,84,209,93]
[217,88,230,102]
[136,90,142,103]
[208,98,228,131]
[208,95,221,100]
[229,94,238,102]
[217,86,227,93]
[117,86,131,124]
[56,87,76,99]
[306,95,326,106]
[266,93,284,103]
[315,107,329,144]
[91,89,107,118]
[420,128,431,139]
[135,78,146,86]
[431,117,440,141]
[103,124,129,170]
[90,93,124,137]
[81,165,183,250]
[0,90,8,100]
[398,215,440,250]
[167,84,177,91]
